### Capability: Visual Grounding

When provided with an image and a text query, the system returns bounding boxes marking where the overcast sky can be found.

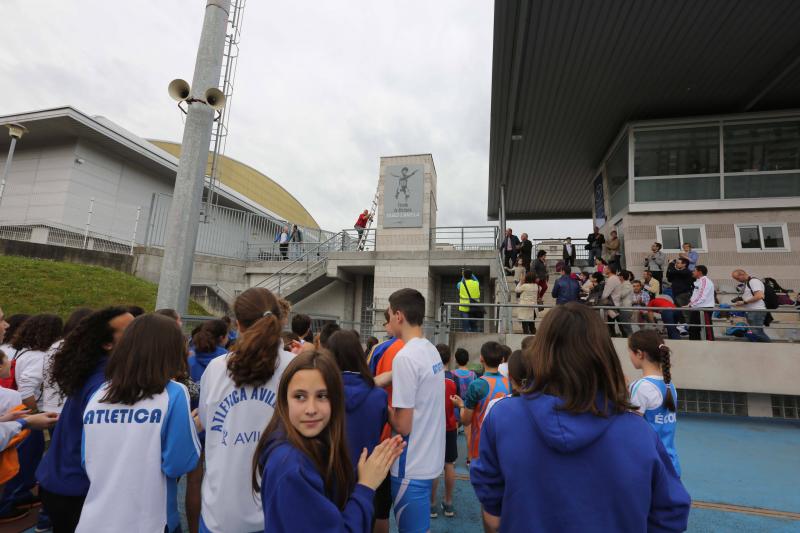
[1,0,589,238]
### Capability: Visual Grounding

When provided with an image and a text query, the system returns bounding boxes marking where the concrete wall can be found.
[292,280,351,319]
[133,247,247,300]
[451,333,800,398]
[0,140,175,244]
[0,238,134,273]
[618,209,800,292]
[0,141,75,223]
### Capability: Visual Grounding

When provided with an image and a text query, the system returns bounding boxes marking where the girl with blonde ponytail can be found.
[196,288,294,532]
[627,330,682,476]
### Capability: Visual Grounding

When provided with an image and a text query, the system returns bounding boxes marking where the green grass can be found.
[0,255,208,318]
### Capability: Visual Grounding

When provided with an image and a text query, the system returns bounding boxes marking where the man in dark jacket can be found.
[562,237,577,268]
[552,265,582,304]
[666,258,694,307]
[517,233,533,272]
[587,227,604,266]
[499,228,521,269]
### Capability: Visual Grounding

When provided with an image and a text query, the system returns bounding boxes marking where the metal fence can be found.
[531,238,591,263]
[441,302,800,343]
[431,226,499,251]
[145,193,335,260]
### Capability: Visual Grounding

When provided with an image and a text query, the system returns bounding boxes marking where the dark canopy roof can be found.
[488,0,800,220]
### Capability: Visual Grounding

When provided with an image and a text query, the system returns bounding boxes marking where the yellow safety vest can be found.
[459,279,481,312]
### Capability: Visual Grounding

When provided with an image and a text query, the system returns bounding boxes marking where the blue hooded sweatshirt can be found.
[470,393,691,533]
[188,345,227,383]
[342,372,387,464]
[36,358,108,496]
[259,434,375,532]
[551,274,582,304]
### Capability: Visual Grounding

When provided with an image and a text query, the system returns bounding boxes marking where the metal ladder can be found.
[358,186,379,250]
[204,0,247,220]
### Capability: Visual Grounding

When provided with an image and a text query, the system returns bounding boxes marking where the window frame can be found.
[734,223,790,253]
[656,224,708,253]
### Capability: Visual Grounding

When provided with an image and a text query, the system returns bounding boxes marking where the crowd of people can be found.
[0,284,695,533]
[496,227,792,343]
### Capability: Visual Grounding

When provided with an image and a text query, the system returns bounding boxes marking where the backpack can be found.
[748,278,778,309]
[0,349,31,390]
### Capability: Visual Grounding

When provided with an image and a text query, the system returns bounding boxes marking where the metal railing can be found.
[145,192,335,260]
[0,220,137,256]
[253,229,376,296]
[431,226,499,251]
[531,238,591,263]
[441,302,800,342]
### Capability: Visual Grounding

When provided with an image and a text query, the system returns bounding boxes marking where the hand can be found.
[23,412,58,430]
[357,435,406,490]
[0,409,30,423]
[191,409,203,433]
[733,301,745,307]
[450,395,464,409]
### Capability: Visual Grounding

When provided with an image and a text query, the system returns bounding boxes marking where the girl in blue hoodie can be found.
[188,319,229,384]
[253,350,405,533]
[470,302,691,533]
[325,330,388,463]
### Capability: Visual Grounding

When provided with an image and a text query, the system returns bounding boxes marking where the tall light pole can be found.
[0,123,28,208]
[156,0,231,313]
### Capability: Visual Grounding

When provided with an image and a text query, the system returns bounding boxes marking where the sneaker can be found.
[0,508,29,523]
[442,502,455,518]
[430,505,438,519]
[35,514,53,532]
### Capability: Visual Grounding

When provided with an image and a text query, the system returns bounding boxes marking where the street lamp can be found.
[0,123,28,207]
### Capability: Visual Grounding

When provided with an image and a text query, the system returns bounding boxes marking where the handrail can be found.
[253,230,346,289]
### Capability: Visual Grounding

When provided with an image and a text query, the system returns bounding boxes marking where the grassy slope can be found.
[0,255,208,318]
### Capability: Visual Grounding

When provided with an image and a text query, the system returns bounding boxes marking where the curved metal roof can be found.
[489,0,800,220]
[150,140,319,229]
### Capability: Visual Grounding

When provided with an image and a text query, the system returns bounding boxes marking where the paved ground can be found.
[6,413,799,532]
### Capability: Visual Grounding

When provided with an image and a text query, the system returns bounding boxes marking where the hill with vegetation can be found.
[0,255,208,318]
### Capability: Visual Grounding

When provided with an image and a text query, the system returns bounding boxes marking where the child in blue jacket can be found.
[470,303,690,533]
[254,350,404,532]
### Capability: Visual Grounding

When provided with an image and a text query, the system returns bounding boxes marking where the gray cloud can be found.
[1,0,589,238]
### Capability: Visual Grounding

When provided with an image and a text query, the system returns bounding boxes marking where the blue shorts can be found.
[391,477,433,533]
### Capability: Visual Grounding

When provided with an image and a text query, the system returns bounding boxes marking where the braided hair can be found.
[628,330,676,411]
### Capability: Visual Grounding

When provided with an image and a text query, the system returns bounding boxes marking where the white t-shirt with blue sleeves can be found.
[390,337,445,480]
[629,376,681,476]
[78,380,200,533]
[197,350,293,533]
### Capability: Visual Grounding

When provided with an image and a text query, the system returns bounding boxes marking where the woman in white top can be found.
[41,308,93,414]
[77,313,200,533]
[515,272,538,334]
[0,314,30,384]
[197,287,293,533]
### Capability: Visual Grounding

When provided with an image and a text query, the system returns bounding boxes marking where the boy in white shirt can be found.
[387,289,445,533]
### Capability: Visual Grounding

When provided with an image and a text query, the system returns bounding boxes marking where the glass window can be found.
[658,226,705,251]
[634,176,720,202]
[724,173,800,199]
[737,224,789,251]
[724,121,800,173]
[606,140,629,216]
[660,227,681,250]
[738,226,761,249]
[681,227,702,249]
[634,126,720,177]
[762,226,785,248]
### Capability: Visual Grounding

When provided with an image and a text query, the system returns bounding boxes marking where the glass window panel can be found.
[609,185,629,218]
[681,227,703,249]
[761,226,785,248]
[634,176,720,202]
[724,121,800,173]
[724,173,800,199]
[634,126,720,177]
[660,228,681,250]
[738,226,761,249]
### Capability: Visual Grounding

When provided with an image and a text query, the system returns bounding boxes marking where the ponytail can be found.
[192,319,228,353]
[658,343,676,412]
[628,330,676,412]
[227,288,283,388]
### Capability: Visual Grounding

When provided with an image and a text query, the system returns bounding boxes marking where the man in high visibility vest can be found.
[457,270,481,332]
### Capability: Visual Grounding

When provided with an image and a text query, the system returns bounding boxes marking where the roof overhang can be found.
[0,106,179,179]
[488,0,800,220]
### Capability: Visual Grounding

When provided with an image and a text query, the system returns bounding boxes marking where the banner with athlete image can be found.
[383,164,424,228]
